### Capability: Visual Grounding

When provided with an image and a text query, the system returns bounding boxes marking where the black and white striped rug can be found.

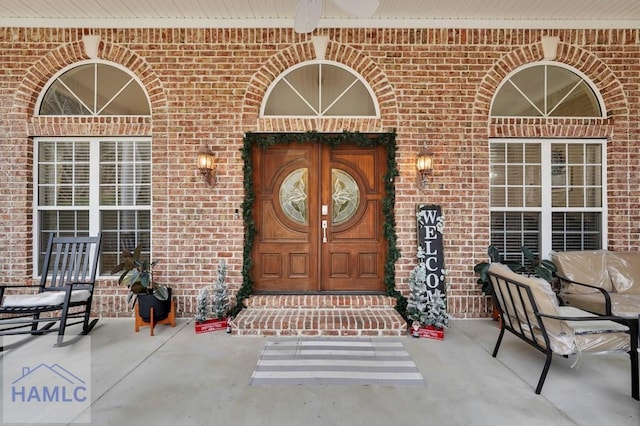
[250,338,425,386]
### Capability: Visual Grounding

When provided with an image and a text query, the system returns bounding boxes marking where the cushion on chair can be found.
[606,252,640,294]
[489,263,576,355]
[560,292,640,318]
[1,290,91,308]
[551,250,611,293]
[558,306,631,354]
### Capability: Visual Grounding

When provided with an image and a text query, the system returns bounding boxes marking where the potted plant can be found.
[111,244,171,323]
[473,245,557,319]
[407,247,451,339]
[194,260,231,333]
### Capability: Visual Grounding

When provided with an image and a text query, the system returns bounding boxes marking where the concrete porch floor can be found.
[1,318,639,425]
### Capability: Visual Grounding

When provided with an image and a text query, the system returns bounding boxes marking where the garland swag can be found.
[233,131,405,318]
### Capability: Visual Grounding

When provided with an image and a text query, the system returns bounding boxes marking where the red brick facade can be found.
[1,27,639,319]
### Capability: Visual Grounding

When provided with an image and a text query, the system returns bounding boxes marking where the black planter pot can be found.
[136,288,172,323]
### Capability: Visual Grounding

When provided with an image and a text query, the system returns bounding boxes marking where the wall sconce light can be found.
[197,146,216,187]
[416,145,434,189]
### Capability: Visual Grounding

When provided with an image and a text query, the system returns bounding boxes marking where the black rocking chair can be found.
[0,234,102,347]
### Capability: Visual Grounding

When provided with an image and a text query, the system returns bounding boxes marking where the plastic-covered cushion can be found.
[559,306,630,354]
[551,250,611,293]
[524,276,578,355]
[558,292,609,315]
[608,293,640,318]
[488,263,576,354]
[1,290,91,307]
[606,252,640,294]
[561,284,640,319]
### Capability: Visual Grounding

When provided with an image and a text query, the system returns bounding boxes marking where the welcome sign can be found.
[416,204,445,295]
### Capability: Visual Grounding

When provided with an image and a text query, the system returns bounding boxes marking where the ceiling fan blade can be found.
[294,0,323,34]
[332,0,379,18]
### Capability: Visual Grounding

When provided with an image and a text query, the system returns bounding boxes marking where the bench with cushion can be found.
[487,262,639,400]
[551,250,640,319]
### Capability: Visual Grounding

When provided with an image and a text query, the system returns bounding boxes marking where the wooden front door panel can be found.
[321,145,386,291]
[251,142,385,293]
[251,144,319,292]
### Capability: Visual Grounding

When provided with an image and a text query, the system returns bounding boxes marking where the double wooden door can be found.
[251,142,386,292]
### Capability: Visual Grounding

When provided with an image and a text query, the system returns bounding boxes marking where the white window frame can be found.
[34,59,151,117]
[260,59,380,118]
[490,61,607,119]
[33,136,152,277]
[489,138,607,259]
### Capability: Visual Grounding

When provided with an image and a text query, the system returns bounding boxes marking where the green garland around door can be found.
[233,131,405,318]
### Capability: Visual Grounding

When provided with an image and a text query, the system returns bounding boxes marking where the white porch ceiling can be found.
[1,0,640,29]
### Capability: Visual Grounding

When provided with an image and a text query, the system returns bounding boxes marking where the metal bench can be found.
[487,262,639,400]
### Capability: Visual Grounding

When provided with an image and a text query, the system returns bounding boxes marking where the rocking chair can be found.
[0,234,102,347]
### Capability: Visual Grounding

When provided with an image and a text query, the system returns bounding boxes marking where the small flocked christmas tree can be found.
[407,247,430,325]
[407,247,451,330]
[194,287,210,323]
[423,289,450,330]
[211,260,229,320]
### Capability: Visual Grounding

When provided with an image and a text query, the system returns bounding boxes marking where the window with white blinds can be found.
[36,138,152,275]
[489,139,605,263]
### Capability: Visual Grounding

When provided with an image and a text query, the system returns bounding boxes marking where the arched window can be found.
[38,61,150,116]
[491,63,603,118]
[261,61,378,118]
[489,64,606,263]
[35,61,152,275]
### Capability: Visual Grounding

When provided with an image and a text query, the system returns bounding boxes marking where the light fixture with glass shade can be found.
[197,146,216,187]
[416,145,434,189]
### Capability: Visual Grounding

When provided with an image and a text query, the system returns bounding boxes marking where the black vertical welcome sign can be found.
[416,204,445,294]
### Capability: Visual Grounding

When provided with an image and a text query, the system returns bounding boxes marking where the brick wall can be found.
[1,27,639,319]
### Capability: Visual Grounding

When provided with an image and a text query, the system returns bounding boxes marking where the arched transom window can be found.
[261,61,378,118]
[490,63,603,118]
[37,61,150,116]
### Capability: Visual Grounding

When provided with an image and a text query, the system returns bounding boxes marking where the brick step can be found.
[231,295,407,337]
[243,294,398,309]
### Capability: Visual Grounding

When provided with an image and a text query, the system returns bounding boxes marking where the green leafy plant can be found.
[111,244,169,303]
[473,245,557,295]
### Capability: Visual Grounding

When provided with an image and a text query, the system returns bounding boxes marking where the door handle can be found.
[322,220,328,243]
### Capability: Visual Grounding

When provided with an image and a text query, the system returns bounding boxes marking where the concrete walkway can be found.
[1,318,638,425]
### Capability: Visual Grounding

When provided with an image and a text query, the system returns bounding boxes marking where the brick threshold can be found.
[231,295,407,337]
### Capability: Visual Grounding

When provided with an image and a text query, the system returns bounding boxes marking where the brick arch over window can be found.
[2,39,170,280]
[11,40,169,138]
[242,39,398,133]
[474,41,628,137]
[469,41,631,265]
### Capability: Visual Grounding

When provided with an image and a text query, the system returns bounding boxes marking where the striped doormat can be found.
[250,338,425,386]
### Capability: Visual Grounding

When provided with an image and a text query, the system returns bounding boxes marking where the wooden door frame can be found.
[235,131,405,317]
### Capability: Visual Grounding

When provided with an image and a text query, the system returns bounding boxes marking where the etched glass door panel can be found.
[280,168,308,225]
[331,169,359,224]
